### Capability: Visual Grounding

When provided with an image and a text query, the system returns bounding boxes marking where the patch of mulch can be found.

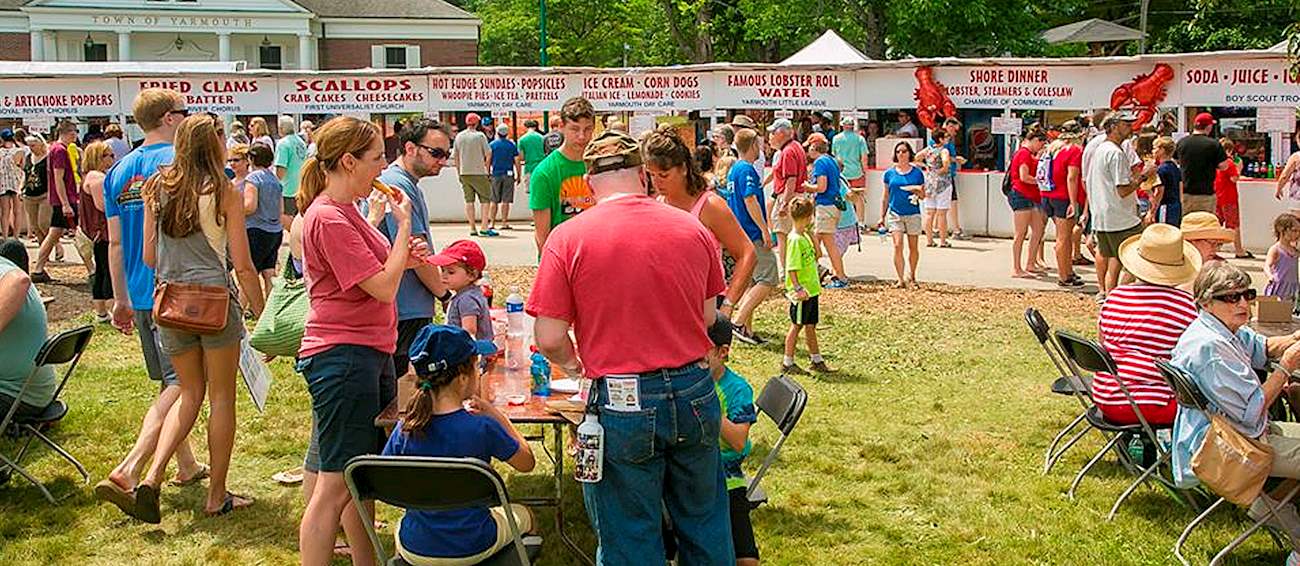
[34,263,96,325]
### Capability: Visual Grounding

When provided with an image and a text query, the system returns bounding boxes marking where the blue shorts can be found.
[297,344,396,473]
[1007,190,1037,212]
[1041,197,1073,220]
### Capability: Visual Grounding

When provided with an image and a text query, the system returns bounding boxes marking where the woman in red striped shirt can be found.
[1093,224,1202,425]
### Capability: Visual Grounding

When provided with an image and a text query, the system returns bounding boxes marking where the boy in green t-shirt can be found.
[783,199,832,375]
[528,97,596,253]
[705,313,761,565]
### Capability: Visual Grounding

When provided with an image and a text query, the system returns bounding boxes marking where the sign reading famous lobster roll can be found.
[429,74,579,111]
[713,70,854,109]
[119,77,278,115]
[278,75,428,114]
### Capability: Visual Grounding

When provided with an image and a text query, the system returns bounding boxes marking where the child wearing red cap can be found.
[430,239,494,343]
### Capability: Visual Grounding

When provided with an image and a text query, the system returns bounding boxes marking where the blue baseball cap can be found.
[408,324,497,376]
[0,129,12,142]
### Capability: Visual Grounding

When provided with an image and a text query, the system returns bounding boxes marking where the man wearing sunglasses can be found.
[375,117,453,377]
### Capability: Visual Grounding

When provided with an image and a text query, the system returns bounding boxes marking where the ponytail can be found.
[295,156,325,213]
[401,357,476,436]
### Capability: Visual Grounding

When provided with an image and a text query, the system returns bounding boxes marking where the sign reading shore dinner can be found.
[428,75,578,111]
[119,77,278,115]
[713,70,854,110]
[278,76,428,114]
[580,73,710,111]
[0,78,117,118]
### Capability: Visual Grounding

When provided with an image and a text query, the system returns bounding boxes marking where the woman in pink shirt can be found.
[294,116,421,566]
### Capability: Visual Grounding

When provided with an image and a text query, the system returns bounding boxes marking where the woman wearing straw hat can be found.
[1180,211,1236,264]
[1092,223,1202,428]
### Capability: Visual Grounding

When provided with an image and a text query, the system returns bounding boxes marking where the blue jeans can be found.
[583,363,734,566]
[1158,201,1183,227]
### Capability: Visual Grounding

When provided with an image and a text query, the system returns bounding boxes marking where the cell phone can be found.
[224,167,235,180]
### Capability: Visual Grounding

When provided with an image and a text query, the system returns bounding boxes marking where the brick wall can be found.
[0,33,30,61]
[317,38,477,70]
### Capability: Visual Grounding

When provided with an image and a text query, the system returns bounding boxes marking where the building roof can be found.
[290,0,474,19]
[1041,18,1144,44]
[781,30,872,66]
[1,0,475,19]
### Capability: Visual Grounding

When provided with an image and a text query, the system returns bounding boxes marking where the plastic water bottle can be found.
[877,225,888,243]
[478,272,494,307]
[575,413,604,483]
[530,348,551,396]
[505,289,525,337]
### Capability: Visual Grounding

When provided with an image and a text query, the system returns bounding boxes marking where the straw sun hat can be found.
[1118,223,1203,287]
[1179,211,1236,243]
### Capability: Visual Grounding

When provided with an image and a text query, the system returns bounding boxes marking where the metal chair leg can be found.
[22,424,88,484]
[0,452,55,503]
[1046,422,1093,475]
[1043,411,1088,474]
[1108,450,1171,520]
[1069,434,1122,500]
[1174,496,1227,566]
[1209,484,1300,566]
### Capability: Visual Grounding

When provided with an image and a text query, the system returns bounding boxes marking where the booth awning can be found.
[780,30,873,66]
[0,61,245,76]
[1041,19,1144,44]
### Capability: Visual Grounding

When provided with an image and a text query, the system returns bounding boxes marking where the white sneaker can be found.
[1248,494,1300,545]
[1287,550,1299,566]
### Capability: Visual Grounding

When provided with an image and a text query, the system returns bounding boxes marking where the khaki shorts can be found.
[23,195,50,235]
[771,207,793,234]
[1095,223,1144,259]
[460,174,492,204]
[395,503,533,566]
[1182,193,1216,215]
[752,244,780,286]
[814,205,841,234]
[886,211,922,235]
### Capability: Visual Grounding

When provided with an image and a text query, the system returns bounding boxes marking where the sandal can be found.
[1236,251,1256,259]
[272,467,304,486]
[94,478,137,517]
[206,492,254,517]
[169,464,210,487]
[133,483,163,524]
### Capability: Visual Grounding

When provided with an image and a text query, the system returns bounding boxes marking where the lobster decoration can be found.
[1109,63,1175,129]
[913,66,957,130]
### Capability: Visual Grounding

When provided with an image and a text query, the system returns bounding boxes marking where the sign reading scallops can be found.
[0,78,118,118]
[278,75,428,114]
[119,76,278,115]
[428,74,578,111]
[580,73,710,111]
[713,70,853,109]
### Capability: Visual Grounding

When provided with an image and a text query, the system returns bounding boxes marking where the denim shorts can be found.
[1041,197,1073,220]
[1007,190,1037,212]
[133,309,179,387]
[583,362,734,566]
[297,344,396,473]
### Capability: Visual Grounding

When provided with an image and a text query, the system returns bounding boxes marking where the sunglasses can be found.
[417,144,450,159]
[167,108,190,118]
[1213,289,1257,304]
[226,157,245,163]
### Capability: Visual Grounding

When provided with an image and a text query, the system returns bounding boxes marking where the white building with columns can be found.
[0,0,480,70]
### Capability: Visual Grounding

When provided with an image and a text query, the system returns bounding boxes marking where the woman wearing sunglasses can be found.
[1170,260,1300,553]
[878,141,925,288]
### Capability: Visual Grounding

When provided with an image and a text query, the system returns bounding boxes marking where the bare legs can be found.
[733,281,772,334]
[0,194,14,237]
[464,202,479,235]
[32,226,63,275]
[1053,216,1077,283]
[891,232,920,287]
[107,383,201,492]
[301,472,377,566]
[497,202,512,230]
[815,233,847,282]
[485,202,498,232]
[783,324,820,363]
[925,207,950,246]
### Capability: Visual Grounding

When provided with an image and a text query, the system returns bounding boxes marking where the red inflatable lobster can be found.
[1109,63,1175,129]
[913,66,956,130]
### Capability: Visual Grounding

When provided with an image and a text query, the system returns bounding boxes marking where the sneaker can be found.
[469,230,480,237]
[810,361,833,373]
[825,279,849,289]
[1248,493,1300,545]
[732,325,764,346]
[954,230,972,241]
[483,229,500,237]
[30,271,52,283]
[1288,551,1300,566]
[781,363,809,376]
[95,313,111,324]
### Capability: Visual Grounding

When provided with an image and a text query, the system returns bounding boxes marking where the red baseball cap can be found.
[1193,112,1215,128]
[430,239,486,271]
[466,112,481,125]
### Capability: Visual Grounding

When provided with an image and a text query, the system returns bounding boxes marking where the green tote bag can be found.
[249,261,308,358]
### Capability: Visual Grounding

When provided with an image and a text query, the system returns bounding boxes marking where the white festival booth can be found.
[0,50,1296,248]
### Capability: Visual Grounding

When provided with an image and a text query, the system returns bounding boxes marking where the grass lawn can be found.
[0,267,1291,565]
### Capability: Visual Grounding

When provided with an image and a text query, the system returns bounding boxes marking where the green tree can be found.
[1148,0,1296,53]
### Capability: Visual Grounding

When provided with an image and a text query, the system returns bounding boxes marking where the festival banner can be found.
[428,74,579,111]
[118,76,279,115]
[580,72,711,111]
[277,75,428,114]
[713,70,854,109]
[1177,60,1300,107]
[0,78,119,118]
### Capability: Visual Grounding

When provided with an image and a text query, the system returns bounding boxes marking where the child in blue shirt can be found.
[382,324,536,564]
[706,313,760,565]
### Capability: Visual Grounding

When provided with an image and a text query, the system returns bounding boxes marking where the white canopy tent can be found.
[780,30,872,65]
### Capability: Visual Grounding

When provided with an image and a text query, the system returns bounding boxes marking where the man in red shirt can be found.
[527,130,733,565]
[767,118,807,269]
[30,121,80,282]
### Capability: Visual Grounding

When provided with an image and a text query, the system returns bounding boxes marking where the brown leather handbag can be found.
[153,281,230,335]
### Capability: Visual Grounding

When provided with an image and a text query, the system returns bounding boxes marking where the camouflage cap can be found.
[583,130,642,175]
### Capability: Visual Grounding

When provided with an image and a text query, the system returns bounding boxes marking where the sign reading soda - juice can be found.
[277,75,428,114]
[1179,61,1300,106]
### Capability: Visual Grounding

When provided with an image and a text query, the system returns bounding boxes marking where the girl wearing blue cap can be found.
[382,324,537,565]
